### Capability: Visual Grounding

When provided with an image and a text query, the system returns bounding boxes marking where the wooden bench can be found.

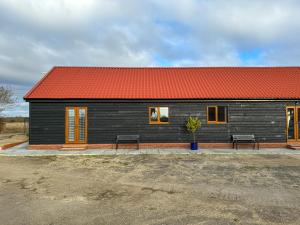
[116,135,140,150]
[232,134,259,150]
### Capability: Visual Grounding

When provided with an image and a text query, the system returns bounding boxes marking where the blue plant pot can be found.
[191,142,198,150]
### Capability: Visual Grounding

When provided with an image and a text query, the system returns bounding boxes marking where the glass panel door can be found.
[67,108,76,142]
[286,107,299,142]
[78,108,87,143]
[66,107,87,144]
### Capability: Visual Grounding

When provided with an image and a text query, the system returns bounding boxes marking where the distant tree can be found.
[0,86,16,132]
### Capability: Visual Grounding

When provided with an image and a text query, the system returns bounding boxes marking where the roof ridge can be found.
[53,66,300,69]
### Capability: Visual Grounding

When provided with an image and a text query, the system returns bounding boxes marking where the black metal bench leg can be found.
[116,142,118,150]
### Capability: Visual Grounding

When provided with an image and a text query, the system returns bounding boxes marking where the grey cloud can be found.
[0,0,299,116]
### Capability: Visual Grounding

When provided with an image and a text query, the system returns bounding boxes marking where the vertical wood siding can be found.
[29,101,294,144]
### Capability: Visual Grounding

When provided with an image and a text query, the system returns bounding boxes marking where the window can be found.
[207,106,227,123]
[149,107,169,124]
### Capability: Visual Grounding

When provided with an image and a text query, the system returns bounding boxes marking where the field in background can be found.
[0,117,28,147]
[0,117,28,134]
[3,121,28,134]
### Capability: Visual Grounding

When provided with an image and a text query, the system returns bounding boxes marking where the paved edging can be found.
[1,149,300,157]
[0,142,299,156]
[0,140,28,150]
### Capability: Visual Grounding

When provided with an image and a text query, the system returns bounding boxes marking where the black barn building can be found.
[24,67,300,149]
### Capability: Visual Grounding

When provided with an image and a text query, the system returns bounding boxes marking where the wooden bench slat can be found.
[232,134,259,150]
[116,135,140,150]
[117,135,140,141]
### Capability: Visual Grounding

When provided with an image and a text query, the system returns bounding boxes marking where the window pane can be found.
[160,107,169,122]
[68,108,75,142]
[208,107,216,121]
[150,107,158,122]
[78,108,86,142]
[287,108,295,139]
[218,106,226,122]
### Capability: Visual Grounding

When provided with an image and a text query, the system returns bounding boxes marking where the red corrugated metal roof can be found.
[24,66,300,99]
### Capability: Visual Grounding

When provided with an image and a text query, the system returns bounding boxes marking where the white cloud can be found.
[1,0,96,29]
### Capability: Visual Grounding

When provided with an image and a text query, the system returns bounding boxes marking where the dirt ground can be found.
[0,133,28,147]
[0,154,299,225]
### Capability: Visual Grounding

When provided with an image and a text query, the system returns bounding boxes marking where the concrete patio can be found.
[0,142,299,156]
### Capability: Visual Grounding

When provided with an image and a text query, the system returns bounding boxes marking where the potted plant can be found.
[186,116,201,150]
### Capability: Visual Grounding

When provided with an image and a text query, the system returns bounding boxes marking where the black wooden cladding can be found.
[28,101,295,144]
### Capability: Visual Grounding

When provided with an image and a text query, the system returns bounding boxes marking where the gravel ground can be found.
[0,154,299,225]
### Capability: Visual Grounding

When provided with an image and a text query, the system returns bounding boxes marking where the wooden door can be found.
[286,106,300,142]
[65,107,87,144]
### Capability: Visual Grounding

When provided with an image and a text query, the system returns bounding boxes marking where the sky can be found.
[0,0,300,117]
